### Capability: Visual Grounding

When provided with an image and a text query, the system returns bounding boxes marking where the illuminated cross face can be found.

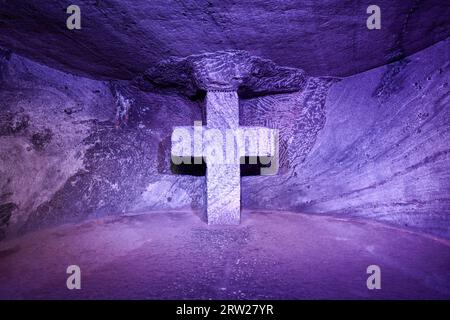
[171,90,279,225]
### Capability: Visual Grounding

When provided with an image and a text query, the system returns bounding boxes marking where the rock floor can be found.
[0,211,449,299]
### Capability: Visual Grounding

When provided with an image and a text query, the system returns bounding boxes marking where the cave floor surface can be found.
[0,211,449,299]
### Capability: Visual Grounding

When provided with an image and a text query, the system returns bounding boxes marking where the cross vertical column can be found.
[205,90,241,225]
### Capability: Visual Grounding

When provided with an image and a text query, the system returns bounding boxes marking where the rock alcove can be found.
[0,1,449,299]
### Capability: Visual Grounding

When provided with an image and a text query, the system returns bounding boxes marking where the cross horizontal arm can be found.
[171,125,278,163]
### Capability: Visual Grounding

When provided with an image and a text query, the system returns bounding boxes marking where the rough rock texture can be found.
[140,50,308,97]
[0,52,112,236]
[242,38,450,238]
[0,1,449,79]
[0,37,449,239]
[0,51,205,234]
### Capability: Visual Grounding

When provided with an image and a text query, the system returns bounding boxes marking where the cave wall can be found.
[242,38,450,238]
[0,50,204,237]
[0,50,112,237]
[0,38,449,239]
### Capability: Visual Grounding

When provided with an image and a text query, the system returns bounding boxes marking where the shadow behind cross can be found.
[171,156,272,176]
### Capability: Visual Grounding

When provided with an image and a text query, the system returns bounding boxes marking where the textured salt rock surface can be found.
[0,211,449,299]
[0,1,449,79]
[0,39,449,240]
[242,39,450,238]
[164,52,305,225]
[0,52,113,238]
[0,51,205,236]
[140,50,308,96]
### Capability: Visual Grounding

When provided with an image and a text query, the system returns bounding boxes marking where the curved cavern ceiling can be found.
[0,0,449,79]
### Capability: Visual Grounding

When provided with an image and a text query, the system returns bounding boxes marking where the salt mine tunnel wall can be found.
[0,38,449,240]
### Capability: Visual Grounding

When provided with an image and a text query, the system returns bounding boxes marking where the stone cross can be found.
[171,90,278,224]
[145,50,306,225]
